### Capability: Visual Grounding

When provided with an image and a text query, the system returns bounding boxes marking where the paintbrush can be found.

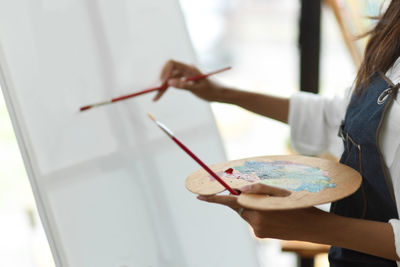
[80,66,231,112]
[147,113,239,195]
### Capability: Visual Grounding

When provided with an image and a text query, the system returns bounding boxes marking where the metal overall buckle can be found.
[377,71,400,105]
[377,87,393,105]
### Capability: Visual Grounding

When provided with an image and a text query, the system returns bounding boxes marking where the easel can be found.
[327,0,384,69]
[325,0,363,68]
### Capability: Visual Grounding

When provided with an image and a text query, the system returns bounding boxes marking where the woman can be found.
[156,1,400,265]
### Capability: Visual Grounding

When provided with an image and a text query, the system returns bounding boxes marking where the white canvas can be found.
[0,0,259,267]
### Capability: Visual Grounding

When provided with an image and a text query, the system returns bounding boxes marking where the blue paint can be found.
[233,160,336,193]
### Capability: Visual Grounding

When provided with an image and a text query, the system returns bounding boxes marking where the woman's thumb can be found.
[240,183,291,197]
[168,78,195,91]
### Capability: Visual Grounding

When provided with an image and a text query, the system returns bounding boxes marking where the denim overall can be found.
[329,73,399,266]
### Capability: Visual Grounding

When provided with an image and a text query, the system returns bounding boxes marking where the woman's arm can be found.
[198,184,399,261]
[213,87,289,124]
[290,207,398,261]
[155,60,289,124]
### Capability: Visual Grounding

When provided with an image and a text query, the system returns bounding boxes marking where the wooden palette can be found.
[186,155,362,210]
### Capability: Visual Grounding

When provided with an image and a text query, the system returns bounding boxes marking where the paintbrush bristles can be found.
[147,113,156,122]
[147,113,174,137]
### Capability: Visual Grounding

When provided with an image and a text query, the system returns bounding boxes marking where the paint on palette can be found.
[211,160,336,193]
[224,168,234,175]
[214,169,259,182]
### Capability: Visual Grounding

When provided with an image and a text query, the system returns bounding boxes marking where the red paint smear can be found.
[224,168,233,175]
[80,105,91,111]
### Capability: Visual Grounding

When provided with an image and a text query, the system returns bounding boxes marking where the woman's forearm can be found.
[213,87,290,124]
[296,209,399,261]
[198,177,399,261]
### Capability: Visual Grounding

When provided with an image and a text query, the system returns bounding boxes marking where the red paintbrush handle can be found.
[79,67,231,112]
[111,66,231,102]
[171,136,239,195]
[109,65,230,103]
[184,66,232,82]
[111,83,168,102]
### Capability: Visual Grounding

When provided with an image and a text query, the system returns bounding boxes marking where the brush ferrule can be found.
[93,100,112,107]
[156,121,174,137]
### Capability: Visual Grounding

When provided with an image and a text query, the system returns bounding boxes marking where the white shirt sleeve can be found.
[288,90,349,157]
[389,219,400,261]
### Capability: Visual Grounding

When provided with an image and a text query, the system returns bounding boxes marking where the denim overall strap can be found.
[329,74,399,267]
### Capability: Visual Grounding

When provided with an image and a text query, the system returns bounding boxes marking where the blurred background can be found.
[0,0,385,266]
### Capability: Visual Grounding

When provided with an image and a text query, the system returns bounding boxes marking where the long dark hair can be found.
[355,0,400,93]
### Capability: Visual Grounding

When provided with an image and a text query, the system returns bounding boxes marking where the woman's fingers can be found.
[152,82,168,101]
[153,78,198,101]
[168,78,196,90]
[197,195,255,223]
[197,195,240,210]
[240,183,291,197]
[160,60,200,82]
[155,60,202,101]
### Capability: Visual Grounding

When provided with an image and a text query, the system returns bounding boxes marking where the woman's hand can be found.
[198,183,400,261]
[153,60,226,102]
[155,60,290,123]
[197,183,323,240]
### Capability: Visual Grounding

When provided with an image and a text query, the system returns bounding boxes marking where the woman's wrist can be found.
[208,86,239,103]
[210,86,289,123]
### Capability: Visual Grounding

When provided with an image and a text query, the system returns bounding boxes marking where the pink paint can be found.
[209,171,259,183]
